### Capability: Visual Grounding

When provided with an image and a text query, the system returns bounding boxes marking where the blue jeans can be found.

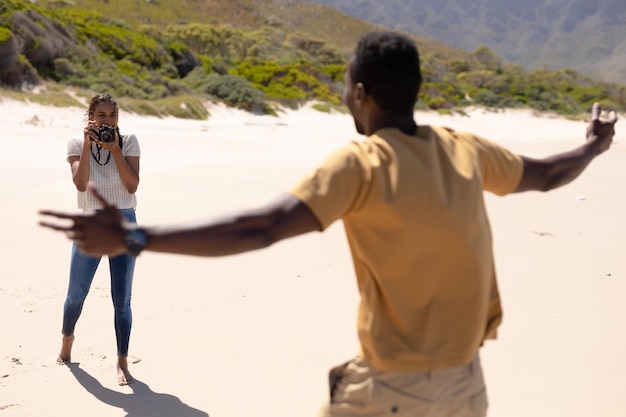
[61,208,137,357]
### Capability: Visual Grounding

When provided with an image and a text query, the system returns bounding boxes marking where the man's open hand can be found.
[39,183,128,256]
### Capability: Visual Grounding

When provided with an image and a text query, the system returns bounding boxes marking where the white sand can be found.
[1,96,625,416]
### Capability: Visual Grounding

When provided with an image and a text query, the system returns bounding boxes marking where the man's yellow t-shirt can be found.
[289,125,523,371]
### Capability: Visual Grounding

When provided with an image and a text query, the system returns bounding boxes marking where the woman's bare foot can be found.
[117,356,134,386]
[57,335,74,365]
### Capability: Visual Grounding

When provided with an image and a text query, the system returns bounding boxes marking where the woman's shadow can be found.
[66,363,210,417]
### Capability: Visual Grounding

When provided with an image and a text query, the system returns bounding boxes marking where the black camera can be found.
[98,125,117,143]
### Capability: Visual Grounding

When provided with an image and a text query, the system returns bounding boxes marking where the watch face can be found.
[125,228,147,256]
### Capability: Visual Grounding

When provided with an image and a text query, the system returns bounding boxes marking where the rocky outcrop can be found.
[0,9,91,88]
[10,10,87,75]
[0,27,40,88]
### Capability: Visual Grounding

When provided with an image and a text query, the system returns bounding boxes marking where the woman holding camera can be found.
[57,93,141,386]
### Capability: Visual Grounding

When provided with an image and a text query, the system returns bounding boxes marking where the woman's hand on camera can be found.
[83,121,98,143]
[98,132,121,151]
[84,123,121,151]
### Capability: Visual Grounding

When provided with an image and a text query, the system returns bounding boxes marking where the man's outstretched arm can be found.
[39,187,322,257]
[514,102,617,193]
[144,192,322,256]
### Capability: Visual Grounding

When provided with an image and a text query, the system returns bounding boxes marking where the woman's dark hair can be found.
[87,93,118,119]
[350,32,422,113]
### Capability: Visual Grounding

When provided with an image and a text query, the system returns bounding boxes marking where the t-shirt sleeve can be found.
[288,145,365,230]
[123,134,141,157]
[66,137,82,162]
[472,134,524,196]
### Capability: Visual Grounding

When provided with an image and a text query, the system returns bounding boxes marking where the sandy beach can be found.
[1,96,625,417]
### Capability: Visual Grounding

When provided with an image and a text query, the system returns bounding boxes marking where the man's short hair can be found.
[350,32,422,113]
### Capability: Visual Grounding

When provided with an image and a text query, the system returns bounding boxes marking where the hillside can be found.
[305,0,626,86]
[0,0,624,118]
[32,0,468,59]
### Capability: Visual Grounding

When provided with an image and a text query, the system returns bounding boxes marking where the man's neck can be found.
[372,118,418,136]
[362,105,418,136]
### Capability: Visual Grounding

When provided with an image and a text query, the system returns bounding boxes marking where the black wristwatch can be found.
[124,226,148,257]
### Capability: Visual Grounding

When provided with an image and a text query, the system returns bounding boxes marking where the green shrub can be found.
[52,57,82,79]
[231,60,340,104]
[422,96,447,110]
[50,9,171,68]
[320,64,345,83]
[0,0,29,16]
[0,27,13,43]
[472,90,499,107]
[311,103,331,113]
[203,74,265,111]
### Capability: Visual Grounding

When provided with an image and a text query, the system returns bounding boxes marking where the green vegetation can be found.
[418,49,625,117]
[192,73,267,112]
[0,26,12,43]
[0,0,623,120]
[230,60,340,105]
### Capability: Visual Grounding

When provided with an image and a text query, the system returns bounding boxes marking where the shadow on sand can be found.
[67,363,209,417]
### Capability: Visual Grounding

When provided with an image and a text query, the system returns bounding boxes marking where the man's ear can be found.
[354,82,366,103]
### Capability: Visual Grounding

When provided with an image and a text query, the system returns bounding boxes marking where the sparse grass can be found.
[311,102,347,114]
[152,95,210,119]
[0,84,84,107]
[116,95,210,119]
[311,103,332,113]
[0,84,212,119]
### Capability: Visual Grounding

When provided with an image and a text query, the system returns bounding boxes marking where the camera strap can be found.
[90,132,123,166]
[90,142,112,166]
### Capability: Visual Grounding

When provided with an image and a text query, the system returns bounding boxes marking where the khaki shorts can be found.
[316,354,487,417]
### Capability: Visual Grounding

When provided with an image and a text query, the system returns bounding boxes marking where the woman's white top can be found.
[67,134,141,210]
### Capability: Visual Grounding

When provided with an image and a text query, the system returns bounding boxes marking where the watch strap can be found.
[125,226,148,257]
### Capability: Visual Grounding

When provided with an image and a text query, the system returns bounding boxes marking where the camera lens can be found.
[98,126,115,142]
